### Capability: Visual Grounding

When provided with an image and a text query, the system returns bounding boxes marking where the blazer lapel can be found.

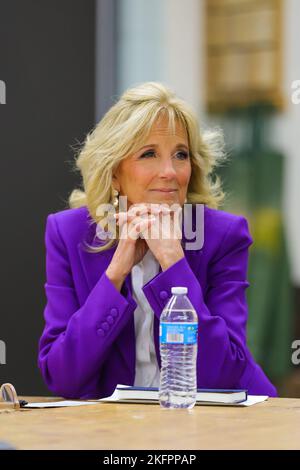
[77,240,116,292]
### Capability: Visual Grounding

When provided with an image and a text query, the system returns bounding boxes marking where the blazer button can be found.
[159,290,168,300]
[97,328,105,337]
[110,308,118,317]
[101,322,109,331]
[106,315,114,324]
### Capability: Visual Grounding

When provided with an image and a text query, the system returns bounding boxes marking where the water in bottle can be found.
[159,286,198,409]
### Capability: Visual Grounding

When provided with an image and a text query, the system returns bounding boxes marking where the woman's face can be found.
[113,115,192,208]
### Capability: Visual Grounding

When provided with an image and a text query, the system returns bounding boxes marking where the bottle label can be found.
[159,322,198,344]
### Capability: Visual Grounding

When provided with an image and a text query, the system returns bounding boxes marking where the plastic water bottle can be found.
[159,286,198,409]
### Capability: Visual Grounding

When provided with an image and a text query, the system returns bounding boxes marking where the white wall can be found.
[116,0,163,95]
[161,0,204,118]
[115,0,204,114]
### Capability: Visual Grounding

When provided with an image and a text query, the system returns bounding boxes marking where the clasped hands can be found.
[116,203,184,266]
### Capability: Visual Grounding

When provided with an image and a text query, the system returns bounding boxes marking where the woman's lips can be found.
[150,189,178,193]
[149,190,178,198]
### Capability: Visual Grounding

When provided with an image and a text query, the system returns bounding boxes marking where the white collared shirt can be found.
[131,249,161,387]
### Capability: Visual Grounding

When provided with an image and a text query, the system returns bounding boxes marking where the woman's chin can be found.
[147,192,180,205]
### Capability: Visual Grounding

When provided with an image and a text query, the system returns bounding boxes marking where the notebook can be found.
[99,384,248,405]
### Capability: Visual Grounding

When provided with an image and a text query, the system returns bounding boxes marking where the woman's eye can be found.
[175,151,189,160]
[139,151,155,159]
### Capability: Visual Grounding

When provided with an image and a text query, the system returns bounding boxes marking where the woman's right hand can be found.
[105,203,169,291]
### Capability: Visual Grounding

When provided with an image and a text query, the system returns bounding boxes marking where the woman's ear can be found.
[112,173,120,192]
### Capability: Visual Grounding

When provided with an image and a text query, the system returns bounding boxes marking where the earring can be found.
[112,188,119,208]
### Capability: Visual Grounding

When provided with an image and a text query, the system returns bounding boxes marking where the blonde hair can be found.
[68,81,227,253]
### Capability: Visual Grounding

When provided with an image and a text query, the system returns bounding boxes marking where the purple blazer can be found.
[38,205,278,399]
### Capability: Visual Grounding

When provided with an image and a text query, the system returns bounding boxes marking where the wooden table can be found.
[0,396,300,450]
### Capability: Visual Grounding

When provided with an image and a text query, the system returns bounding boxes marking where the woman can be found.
[38,82,277,399]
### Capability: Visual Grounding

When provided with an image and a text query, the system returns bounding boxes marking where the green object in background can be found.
[218,106,293,383]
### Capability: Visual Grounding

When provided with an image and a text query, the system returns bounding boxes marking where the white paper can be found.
[236,395,268,406]
[24,400,94,408]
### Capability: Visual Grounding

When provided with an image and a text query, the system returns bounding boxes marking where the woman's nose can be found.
[157,159,177,178]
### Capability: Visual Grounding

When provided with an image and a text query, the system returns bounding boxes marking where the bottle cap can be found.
[171,287,188,295]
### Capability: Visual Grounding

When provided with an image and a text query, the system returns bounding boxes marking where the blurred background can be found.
[0,0,299,397]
